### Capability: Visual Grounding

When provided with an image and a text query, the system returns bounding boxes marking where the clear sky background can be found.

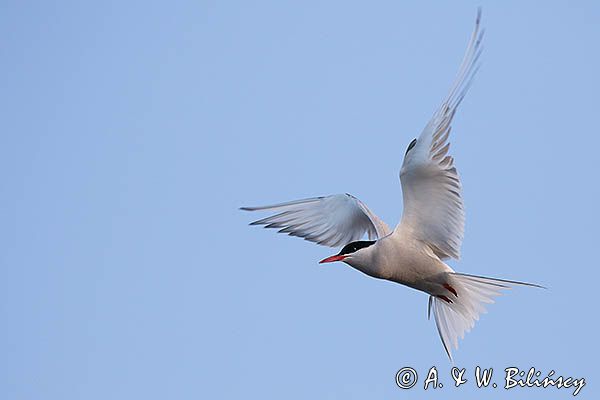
[1,1,598,399]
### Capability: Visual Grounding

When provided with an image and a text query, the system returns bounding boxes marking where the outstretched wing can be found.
[397,10,483,260]
[241,193,390,248]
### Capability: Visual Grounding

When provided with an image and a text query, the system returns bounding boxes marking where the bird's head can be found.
[319,240,377,268]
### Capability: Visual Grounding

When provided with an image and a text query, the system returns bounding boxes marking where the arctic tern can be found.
[241,10,542,360]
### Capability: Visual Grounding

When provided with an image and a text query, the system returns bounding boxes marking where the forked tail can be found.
[428,272,544,361]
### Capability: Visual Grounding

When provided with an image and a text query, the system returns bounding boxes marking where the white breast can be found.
[361,232,454,292]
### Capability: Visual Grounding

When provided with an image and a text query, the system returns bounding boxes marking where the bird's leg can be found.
[436,295,453,304]
[443,283,458,297]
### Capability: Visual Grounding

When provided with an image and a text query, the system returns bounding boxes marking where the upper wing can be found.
[397,10,483,260]
[241,193,390,248]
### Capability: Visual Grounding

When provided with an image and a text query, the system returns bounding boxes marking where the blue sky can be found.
[1,1,598,399]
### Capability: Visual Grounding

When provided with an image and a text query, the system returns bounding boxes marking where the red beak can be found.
[319,254,347,264]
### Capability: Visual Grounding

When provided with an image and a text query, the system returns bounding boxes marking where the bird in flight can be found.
[241,10,541,360]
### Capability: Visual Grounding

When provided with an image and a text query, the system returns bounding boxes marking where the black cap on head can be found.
[338,240,376,256]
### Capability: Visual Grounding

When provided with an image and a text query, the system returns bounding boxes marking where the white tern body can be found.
[242,11,541,360]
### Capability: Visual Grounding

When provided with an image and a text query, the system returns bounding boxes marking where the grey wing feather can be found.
[241,193,390,248]
[397,10,483,260]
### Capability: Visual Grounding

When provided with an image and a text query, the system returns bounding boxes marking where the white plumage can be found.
[242,10,541,360]
[241,193,390,248]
